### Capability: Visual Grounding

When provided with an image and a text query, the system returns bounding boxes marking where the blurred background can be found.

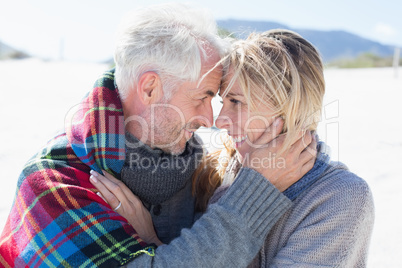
[1,0,401,64]
[0,0,401,267]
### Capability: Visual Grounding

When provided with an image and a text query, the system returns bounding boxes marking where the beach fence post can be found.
[393,47,400,78]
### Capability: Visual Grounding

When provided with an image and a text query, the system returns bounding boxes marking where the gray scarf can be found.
[121,131,204,205]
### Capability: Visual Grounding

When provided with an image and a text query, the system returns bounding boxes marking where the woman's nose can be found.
[215,114,233,130]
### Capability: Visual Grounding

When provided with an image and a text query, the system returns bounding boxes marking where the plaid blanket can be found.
[0,69,156,267]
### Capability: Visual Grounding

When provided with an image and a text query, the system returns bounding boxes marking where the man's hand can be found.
[242,118,317,192]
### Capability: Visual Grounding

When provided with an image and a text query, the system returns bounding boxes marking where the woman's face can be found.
[215,77,276,157]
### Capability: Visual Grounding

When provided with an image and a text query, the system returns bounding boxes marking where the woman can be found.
[91,29,374,266]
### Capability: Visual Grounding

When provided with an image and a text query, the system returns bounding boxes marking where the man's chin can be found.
[170,148,186,155]
[152,133,189,155]
[168,140,188,155]
[157,140,187,155]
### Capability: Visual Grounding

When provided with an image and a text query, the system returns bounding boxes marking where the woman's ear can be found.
[137,72,163,105]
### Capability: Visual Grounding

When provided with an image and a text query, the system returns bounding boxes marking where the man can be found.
[0,3,314,267]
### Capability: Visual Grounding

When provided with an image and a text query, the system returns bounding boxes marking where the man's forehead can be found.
[188,86,218,97]
[195,67,222,95]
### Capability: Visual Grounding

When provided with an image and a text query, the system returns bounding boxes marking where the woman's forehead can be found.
[220,72,244,98]
[220,83,243,97]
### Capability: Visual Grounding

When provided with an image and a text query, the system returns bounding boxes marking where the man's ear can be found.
[137,72,163,105]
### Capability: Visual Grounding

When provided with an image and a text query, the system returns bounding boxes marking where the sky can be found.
[0,0,401,62]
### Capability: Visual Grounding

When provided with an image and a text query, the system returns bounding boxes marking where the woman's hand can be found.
[89,170,163,246]
[243,118,317,192]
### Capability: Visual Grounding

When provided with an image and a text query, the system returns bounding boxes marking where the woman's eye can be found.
[220,98,242,105]
[230,98,241,105]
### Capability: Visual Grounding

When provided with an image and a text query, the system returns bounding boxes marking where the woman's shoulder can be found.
[322,161,370,190]
[298,161,374,212]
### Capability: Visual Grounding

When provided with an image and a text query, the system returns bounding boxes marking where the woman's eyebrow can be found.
[226,92,244,97]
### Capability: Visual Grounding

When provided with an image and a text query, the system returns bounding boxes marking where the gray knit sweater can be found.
[213,156,375,267]
[125,167,292,267]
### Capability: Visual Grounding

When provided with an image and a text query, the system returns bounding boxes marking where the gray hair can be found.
[114,3,227,101]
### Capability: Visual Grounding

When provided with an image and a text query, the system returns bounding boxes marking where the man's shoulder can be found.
[23,133,72,167]
[19,133,88,186]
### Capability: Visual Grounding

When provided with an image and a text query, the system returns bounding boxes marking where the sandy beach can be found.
[0,59,401,267]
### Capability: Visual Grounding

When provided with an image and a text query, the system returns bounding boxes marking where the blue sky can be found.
[1,0,401,62]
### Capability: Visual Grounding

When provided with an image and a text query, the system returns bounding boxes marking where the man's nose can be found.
[199,101,214,128]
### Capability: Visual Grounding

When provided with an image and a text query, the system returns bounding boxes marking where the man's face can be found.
[151,57,222,155]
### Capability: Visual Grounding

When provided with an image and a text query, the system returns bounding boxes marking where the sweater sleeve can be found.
[125,167,292,267]
[267,171,375,267]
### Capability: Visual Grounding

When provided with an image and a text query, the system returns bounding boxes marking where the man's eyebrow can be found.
[205,90,216,97]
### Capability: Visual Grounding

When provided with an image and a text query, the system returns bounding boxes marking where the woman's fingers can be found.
[89,171,162,245]
[101,170,140,200]
[252,118,284,147]
[91,170,125,198]
[289,131,311,154]
[299,134,318,162]
[300,157,316,177]
[94,170,143,209]
[298,136,318,176]
[90,170,128,211]
[96,191,106,203]
[90,172,121,210]
[101,170,122,184]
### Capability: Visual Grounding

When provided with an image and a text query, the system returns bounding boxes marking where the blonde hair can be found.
[223,29,325,153]
[192,135,236,211]
[193,29,325,212]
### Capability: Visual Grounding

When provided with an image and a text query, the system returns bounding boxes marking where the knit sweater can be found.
[213,144,375,267]
[125,167,292,267]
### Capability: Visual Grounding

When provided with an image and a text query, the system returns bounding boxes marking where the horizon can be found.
[0,0,401,62]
